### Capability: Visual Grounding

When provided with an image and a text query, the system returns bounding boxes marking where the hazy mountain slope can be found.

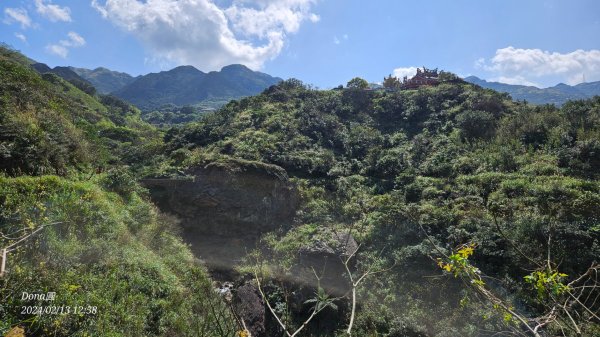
[31,63,91,84]
[575,80,600,97]
[465,75,598,105]
[71,66,136,93]
[114,65,207,109]
[114,64,282,111]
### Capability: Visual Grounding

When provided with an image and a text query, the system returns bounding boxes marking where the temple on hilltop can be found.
[400,67,440,89]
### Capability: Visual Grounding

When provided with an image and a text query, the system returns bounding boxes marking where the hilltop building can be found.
[400,67,440,89]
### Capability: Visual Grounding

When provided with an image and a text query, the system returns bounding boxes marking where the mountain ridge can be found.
[465,75,599,105]
[113,63,282,111]
[71,66,136,94]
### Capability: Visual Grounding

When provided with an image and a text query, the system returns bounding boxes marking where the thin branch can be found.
[254,270,292,337]
[4,222,62,252]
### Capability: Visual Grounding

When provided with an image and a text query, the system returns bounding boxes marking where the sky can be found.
[1,0,600,88]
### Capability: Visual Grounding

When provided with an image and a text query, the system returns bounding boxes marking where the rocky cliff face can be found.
[142,159,299,271]
[142,159,299,236]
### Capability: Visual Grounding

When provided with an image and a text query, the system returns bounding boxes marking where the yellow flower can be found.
[458,245,474,258]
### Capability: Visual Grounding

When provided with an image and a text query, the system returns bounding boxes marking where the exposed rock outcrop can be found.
[142,158,299,271]
[142,158,299,236]
[233,282,266,337]
[296,231,358,295]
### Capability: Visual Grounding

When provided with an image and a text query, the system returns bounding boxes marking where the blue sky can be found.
[2,0,600,88]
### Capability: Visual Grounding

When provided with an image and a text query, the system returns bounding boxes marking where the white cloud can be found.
[3,7,32,28]
[14,32,27,42]
[46,31,86,58]
[392,66,418,79]
[91,0,319,71]
[333,34,347,45]
[46,44,68,58]
[489,76,539,87]
[34,0,71,22]
[478,46,600,86]
[62,31,86,47]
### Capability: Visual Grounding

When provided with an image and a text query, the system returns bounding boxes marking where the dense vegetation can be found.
[163,78,600,336]
[1,42,599,336]
[142,104,215,126]
[0,46,236,336]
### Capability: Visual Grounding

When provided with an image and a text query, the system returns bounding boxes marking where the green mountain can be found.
[160,78,600,336]
[2,43,599,337]
[0,46,235,336]
[465,75,600,105]
[71,66,136,94]
[31,62,97,95]
[575,80,600,97]
[113,64,282,111]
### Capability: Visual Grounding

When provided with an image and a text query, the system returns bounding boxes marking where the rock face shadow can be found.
[142,159,299,274]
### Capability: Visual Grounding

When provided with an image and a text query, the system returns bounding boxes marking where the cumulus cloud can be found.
[14,32,27,43]
[478,46,600,86]
[46,31,86,58]
[46,44,68,58]
[35,0,71,22]
[91,0,319,70]
[3,7,32,28]
[62,31,86,47]
[392,66,418,79]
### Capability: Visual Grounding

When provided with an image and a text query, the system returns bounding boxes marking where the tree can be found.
[346,77,369,90]
[456,110,496,141]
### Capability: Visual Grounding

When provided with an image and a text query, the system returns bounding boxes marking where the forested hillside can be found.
[0,46,236,336]
[70,66,136,94]
[161,78,600,336]
[113,64,282,111]
[1,43,599,337]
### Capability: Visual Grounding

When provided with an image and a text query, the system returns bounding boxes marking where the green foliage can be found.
[346,77,369,90]
[162,77,600,336]
[524,269,570,299]
[0,176,236,336]
[456,110,496,141]
[0,47,236,336]
[304,287,338,313]
[3,43,599,335]
[0,46,163,176]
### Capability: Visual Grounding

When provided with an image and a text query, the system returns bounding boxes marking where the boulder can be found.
[233,282,266,337]
[296,231,359,295]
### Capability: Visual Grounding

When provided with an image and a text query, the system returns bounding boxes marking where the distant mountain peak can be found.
[71,66,135,94]
[172,65,201,71]
[113,64,282,111]
[221,64,251,71]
